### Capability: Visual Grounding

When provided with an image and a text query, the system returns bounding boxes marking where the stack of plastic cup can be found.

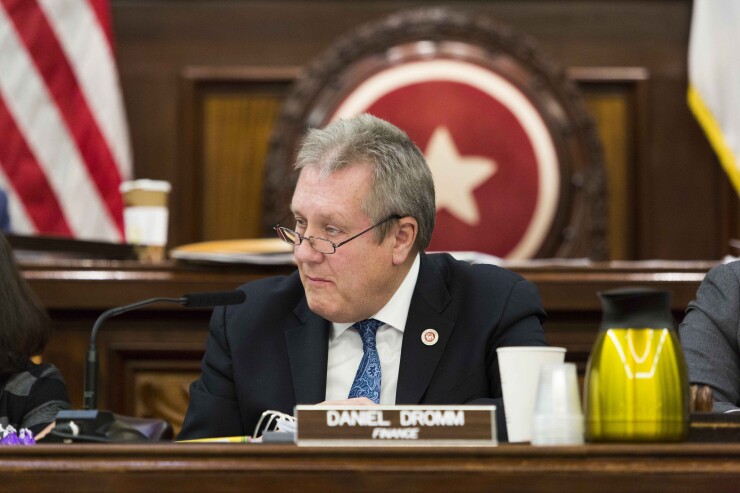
[531,362,585,445]
[497,346,566,443]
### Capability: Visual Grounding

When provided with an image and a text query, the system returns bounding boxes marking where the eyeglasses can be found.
[273,215,401,254]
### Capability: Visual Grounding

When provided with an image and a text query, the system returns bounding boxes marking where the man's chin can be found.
[305,297,335,321]
[306,297,354,324]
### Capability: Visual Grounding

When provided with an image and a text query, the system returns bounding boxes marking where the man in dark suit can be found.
[179,114,547,440]
[680,261,740,413]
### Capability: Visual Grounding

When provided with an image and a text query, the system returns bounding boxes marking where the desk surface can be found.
[3,442,739,493]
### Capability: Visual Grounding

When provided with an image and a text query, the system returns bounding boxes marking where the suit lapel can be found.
[285,298,330,404]
[396,254,455,404]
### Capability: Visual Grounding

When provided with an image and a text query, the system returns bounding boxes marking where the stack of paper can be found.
[170,238,294,265]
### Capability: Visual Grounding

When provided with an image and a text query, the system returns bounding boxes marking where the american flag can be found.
[0,0,131,242]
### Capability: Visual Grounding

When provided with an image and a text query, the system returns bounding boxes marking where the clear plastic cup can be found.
[531,362,584,446]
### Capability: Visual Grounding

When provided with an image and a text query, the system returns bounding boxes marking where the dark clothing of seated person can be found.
[1,363,70,435]
[679,260,740,413]
[0,189,10,232]
[179,114,548,442]
[0,233,70,435]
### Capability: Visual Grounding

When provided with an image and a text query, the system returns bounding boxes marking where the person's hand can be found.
[35,421,56,440]
[317,397,377,406]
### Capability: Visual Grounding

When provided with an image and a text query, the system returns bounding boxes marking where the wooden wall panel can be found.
[131,366,199,436]
[644,78,725,259]
[202,94,279,240]
[572,68,650,260]
[590,95,633,258]
[179,68,296,242]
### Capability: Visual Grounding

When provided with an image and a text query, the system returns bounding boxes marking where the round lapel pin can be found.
[421,328,438,346]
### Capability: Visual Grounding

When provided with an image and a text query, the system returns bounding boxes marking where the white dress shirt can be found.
[325,254,420,404]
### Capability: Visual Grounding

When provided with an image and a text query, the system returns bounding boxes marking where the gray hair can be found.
[294,114,435,250]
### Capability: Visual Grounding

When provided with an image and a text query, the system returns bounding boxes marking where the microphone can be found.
[83,290,245,410]
[180,290,246,308]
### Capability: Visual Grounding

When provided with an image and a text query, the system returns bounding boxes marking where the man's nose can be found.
[293,236,323,263]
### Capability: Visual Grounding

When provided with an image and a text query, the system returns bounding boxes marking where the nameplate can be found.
[295,405,497,446]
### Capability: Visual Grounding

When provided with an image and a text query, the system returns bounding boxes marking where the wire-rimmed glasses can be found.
[273,215,401,254]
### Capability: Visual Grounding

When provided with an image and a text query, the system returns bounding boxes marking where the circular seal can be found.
[264,7,607,259]
[421,328,439,346]
[329,59,559,258]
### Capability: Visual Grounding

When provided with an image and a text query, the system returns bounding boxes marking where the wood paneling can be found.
[178,67,297,242]
[26,259,294,412]
[5,443,740,492]
[132,368,199,436]
[109,342,204,436]
[571,67,650,260]
[202,95,275,239]
[176,66,650,251]
[112,0,726,260]
[26,259,713,428]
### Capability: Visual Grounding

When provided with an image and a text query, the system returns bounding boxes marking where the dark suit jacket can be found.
[679,261,740,412]
[179,252,547,441]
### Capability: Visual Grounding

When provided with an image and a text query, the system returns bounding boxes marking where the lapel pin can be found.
[421,328,438,346]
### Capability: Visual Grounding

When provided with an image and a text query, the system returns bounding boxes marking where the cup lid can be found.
[496,346,566,353]
[120,179,172,193]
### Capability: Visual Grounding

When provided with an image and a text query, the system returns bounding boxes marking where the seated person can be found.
[679,260,740,412]
[178,114,548,441]
[0,233,70,436]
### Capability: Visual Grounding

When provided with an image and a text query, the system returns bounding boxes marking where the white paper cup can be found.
[497,346,566,442]
[120,179,171,262]
[531,362,584,446]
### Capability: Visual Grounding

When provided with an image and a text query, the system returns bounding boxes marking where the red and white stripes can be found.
[0,0,131,242]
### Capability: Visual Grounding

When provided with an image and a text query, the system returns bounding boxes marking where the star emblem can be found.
[424,126,497,225]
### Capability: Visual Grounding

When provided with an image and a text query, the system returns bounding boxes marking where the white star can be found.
[424,126,497,225]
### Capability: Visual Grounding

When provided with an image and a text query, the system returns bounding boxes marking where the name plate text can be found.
[295,405,497,446]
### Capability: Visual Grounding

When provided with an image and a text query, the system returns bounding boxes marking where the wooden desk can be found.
[3,442,740,492]
[20,259,716,434]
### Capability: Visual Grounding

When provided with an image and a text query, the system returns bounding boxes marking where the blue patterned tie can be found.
[347,318,383,404]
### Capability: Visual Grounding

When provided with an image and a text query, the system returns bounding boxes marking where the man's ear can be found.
[391,216,418,265]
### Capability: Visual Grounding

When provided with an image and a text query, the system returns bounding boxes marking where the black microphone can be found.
[181,290,246,308]
[83,290,245,410]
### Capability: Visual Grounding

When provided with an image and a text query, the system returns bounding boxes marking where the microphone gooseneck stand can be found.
[51,290,245,443]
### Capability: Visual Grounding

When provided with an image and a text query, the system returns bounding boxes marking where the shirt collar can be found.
[332,253,421,339]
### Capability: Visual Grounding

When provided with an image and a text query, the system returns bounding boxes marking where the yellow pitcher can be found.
[584,288,688,442]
